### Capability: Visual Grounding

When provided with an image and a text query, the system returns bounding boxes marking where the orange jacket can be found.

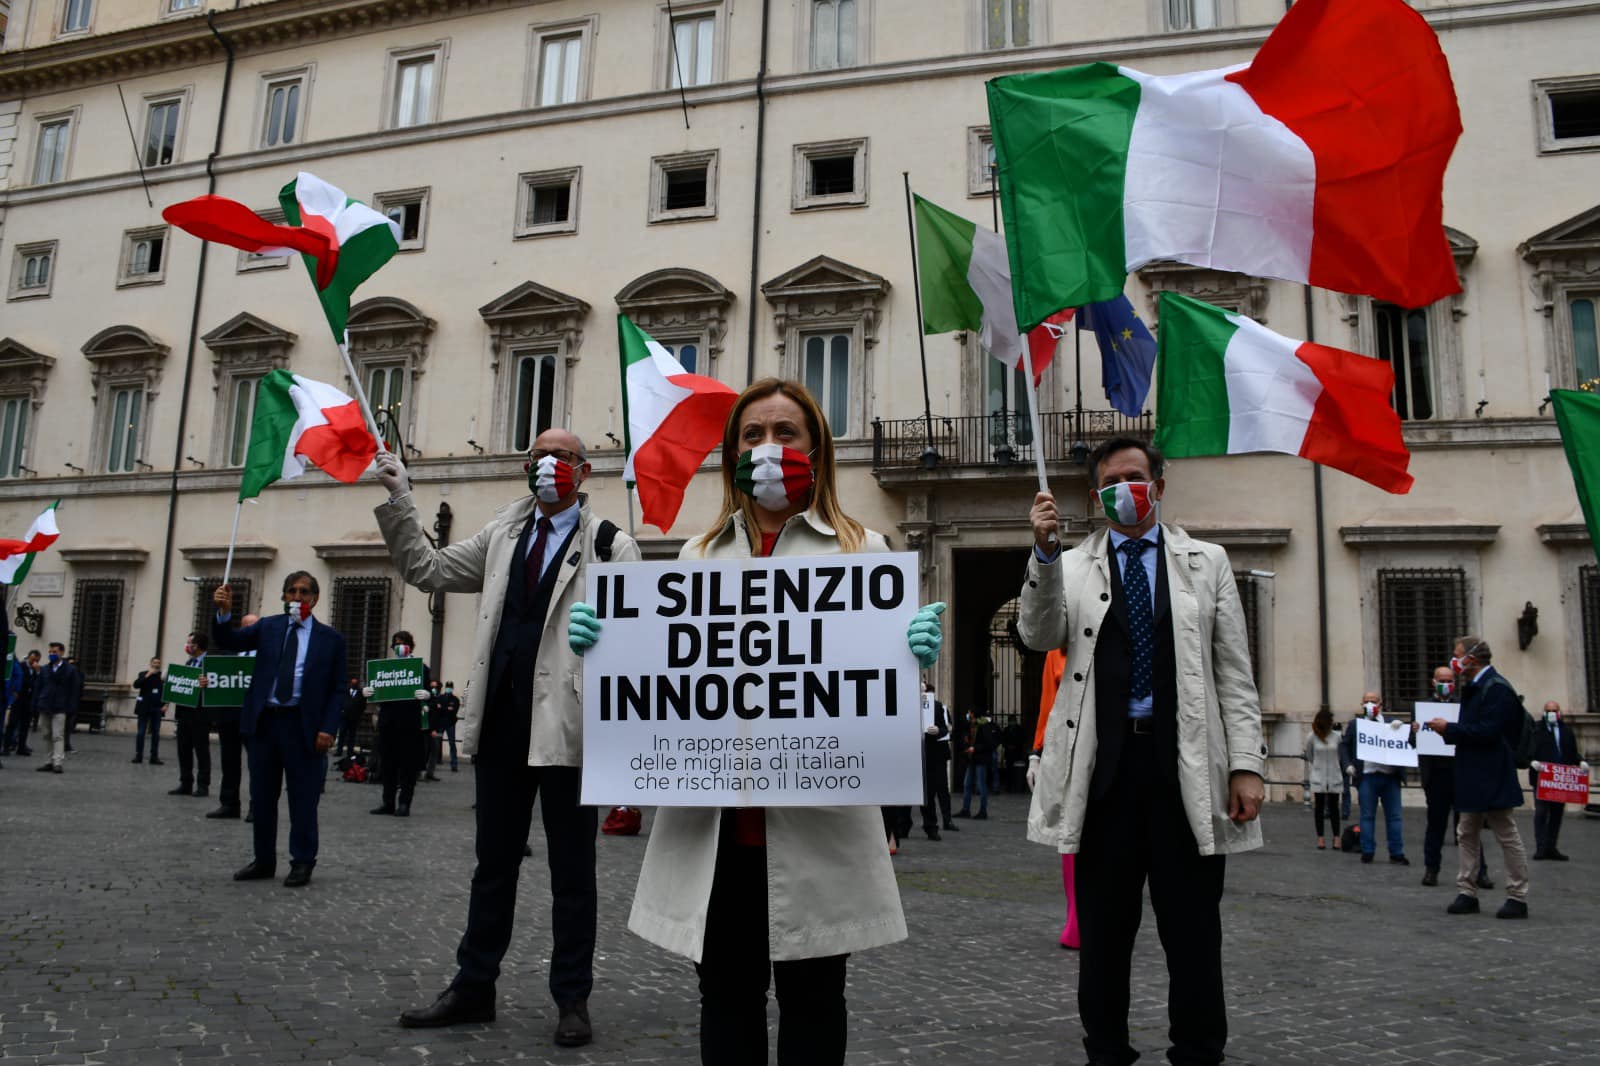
[1033,647,1067,753]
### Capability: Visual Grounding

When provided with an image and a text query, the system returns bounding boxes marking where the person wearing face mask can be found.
[1527,701,1584,861]
[374,429,638,1048]
[422,681,444,782]
[1417,665,1493,889]
[4,649,41,758]
[132,658,167,765]
[1340,693,1411,866]
[1022,436,1266,1066]
[371,630,431,817]
[1422,637,1530,918]
[569,379,942,1066]
[168,634,212,797]
[31,641,82,774]
[436,680,460,772]
[336,676,368,758]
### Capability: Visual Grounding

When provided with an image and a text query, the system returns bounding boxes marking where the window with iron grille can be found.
[1233,571,1262,690]
[1581,565,1600,713]
[71,578,124,683]
[193,577,255,639]
[332,576,392,682]
[1378,567,1468,707]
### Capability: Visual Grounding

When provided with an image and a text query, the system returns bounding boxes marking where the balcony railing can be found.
[872,410,1153,472]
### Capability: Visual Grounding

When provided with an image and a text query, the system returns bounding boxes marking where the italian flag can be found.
[986,0,1461,329]
[619,315,738,532]
[913,194,1065,381]
[1551,390,1600,572]
[0,501,60,585]
[1153,293,1413,494]
[238,369,379,501]
[279,173,402,341]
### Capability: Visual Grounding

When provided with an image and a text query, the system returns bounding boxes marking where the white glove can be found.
[1582,761,1590,772]
[362,687,375,698]
[1026,754,1040,793]
[1531,760,1543,772]
[374,449,409,495]
[924,724,940,737]
[414,688,431,701]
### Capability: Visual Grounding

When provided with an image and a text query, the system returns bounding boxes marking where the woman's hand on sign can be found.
[907,602,946,668]
[569,602,602,656]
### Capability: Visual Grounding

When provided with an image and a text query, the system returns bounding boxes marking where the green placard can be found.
[162,664,203,707]
[6,633,14,658]
[201,655,257,708]
[367,657,425,702]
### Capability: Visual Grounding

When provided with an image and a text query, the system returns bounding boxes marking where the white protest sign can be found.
[581,553,924,807]
[1412,701,1458,757]
[1355,718,1417,768]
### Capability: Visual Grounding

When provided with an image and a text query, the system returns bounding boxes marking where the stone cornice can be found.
[311,536,391,562]
[1339,524,1501,547]
[59,544,151,563]
[1180,527,1291,549]
[1537,522,1591,545]
[180,542,279,563]
[5,0,1597,202]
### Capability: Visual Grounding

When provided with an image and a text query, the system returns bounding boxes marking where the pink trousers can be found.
[1060,853,1081,948]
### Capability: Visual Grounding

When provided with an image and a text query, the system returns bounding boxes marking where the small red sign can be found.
[1536,764,1590,805]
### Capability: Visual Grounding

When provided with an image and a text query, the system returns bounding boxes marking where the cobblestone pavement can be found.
[3,733,1598,1065]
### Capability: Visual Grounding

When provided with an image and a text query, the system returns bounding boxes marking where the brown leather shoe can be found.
[554,1001,592,1047]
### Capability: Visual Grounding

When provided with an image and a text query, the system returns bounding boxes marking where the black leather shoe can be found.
[1496,898,1528,919]
[399,988,496,1028]
[233,860,276,881]
[132,757,143,764]
[554,1001,592,1047]
[925,828,942,841]
[370,805,395,815]
[423,774,440,782]
[1421,868,1438,886]
[149,758,164,766]
[396,803,411,817]
[953,810,971,819]
[283,864,313,888]
[169,786,192,795]
[1446,894,1480,915]
[1390,855,1410,866]
[1476,873,1496,890]
[1360,853,1374,864]
[973,811,989,820]
[205,806,241,820]
[193,788,209,798]
[1549,850,1570,861]
[942,822,960,831]
[36,762,55,772]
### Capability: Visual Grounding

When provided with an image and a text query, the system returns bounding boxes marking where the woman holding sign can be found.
[570,379,944,1065]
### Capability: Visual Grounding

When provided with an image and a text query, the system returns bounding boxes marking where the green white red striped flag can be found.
[238,369,379,501]
[619,315,738,532]
[278,172,402,342]
[0,501,60,586]
[1152,293,1412,493]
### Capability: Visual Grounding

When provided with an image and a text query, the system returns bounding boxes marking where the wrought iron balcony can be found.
[871,410,1153,476]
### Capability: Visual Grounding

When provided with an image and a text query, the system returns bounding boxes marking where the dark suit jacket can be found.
[211,612,346,748]
[923,700,950,762]
[32,660,82,714]
[1091,535,1178,800]
[1442,669,1524,812]
[1528,720,1581,789]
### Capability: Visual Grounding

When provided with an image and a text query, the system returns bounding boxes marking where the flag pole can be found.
[221,500,243,586]
[900,172,938,464]
[996,161,1056,546]
[335,333,387,449]
[625,482,637,537]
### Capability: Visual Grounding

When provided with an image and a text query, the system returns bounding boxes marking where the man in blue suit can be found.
[212,571,346,888]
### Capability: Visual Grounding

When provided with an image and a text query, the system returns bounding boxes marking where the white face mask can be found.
[1546,711,1559,725]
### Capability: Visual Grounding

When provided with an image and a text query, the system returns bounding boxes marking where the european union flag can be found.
[1077,294,1156,418]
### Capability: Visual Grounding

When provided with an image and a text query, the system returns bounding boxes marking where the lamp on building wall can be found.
[63,461,85,474]
[1517,601,1538,651]
[185,455,207,468]
[15,602,44,636]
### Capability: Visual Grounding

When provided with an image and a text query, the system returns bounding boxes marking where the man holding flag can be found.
[374,429,638,1048]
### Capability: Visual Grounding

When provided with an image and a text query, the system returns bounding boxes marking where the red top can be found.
[731,528,782,846]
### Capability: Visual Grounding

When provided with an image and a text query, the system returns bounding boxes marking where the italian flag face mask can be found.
[1099,481,1156,526]
[734,444,814,512]
[530,454,576,503]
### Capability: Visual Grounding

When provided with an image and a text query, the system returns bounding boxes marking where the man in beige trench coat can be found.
[1022,436,1266,1066]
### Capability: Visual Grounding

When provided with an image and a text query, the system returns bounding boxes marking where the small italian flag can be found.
[0,501,60,586]
[1153,293,1412,494]
[986,0,1461,328]
[619,315,738,532]
[913,194,1062,381]
[238,369,379,501]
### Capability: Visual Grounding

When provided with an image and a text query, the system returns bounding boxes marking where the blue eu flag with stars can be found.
[1077,294,1156,418]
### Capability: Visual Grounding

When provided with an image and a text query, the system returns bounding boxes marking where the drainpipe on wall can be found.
[1305,283,1330,714]
[743,0,772,386]
[153,12,234,657]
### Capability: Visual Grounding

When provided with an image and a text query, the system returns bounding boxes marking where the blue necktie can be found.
[276,620,300,705]
[1120,539,1154,703]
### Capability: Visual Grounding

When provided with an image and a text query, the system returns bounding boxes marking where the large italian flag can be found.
[238,369,379,501]
[1153,293,1412,494]
[279,173,402,341]
[619,315,738,532]
[986,0,1461,329]
[0,501,60,585]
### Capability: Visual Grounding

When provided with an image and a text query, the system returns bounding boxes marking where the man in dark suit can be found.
[1528,700,1584,861]
[1023,438,1265,1066]
[169,633,212,798]
[919,682,955,840]
[1424,636,1530,919]
[4,649,40,756]
[33,642,81,773]
[207,606,256,821]
[211,571,346,888]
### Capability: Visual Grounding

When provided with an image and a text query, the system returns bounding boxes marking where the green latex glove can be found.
[907,602,947,669]
[569,602,602,656]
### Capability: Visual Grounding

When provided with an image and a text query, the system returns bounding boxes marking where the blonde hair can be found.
[693,378,866,555]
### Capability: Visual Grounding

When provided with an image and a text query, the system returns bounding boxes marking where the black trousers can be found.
[215,710,244,811]
[175,707,211,791]
[1077,728,1227,1066]
[453,760,597,1005]
[378,720,423,808]
[921,749,952,831]
[1533,800,1566,855]
[695,835,849,1066]
[5,699,33,751]
[1311,792,1340,838]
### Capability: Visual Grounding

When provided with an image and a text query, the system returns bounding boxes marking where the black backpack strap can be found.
[595,519,620,562]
